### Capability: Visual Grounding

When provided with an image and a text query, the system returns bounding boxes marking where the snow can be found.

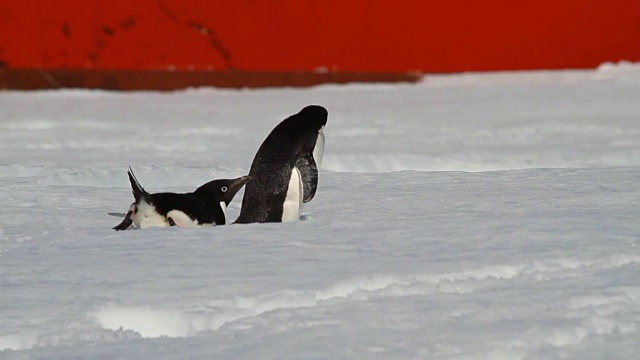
[1,67,639,359]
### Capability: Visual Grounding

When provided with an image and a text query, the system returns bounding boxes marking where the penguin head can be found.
[195,175,252,205]
[297,105,328,132]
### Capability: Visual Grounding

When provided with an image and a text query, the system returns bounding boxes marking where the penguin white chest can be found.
[133,201,202,229]
[282,167,303,222]
[166,210,201,228]
[313,126,325,168]
[133,200,170,229]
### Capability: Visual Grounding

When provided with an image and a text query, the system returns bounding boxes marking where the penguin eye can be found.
[221,186,228,192]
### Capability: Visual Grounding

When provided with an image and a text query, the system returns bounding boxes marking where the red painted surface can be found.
[1,1,639,76]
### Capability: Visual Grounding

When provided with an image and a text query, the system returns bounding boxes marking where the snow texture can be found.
[1,65,639,359]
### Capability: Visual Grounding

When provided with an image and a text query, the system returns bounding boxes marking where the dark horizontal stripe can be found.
[0,69,421,91]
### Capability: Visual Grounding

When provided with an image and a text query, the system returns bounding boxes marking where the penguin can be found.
[235,105,327,224]
[113,168,251,230]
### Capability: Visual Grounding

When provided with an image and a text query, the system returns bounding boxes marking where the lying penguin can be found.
[235,105,327,224]
[113,168,251,230]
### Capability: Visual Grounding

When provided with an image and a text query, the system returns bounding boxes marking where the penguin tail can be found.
[127,167,152,204]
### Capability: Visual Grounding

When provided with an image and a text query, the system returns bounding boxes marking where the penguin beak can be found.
[229,175,252,194]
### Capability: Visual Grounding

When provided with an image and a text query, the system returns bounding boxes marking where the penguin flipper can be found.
[295,152,318,203]
[127,167,152,203]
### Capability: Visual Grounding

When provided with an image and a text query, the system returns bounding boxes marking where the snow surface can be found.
[1,65,639,359]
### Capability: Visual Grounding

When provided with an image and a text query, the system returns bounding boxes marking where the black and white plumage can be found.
[235,105,327,224]
[113,168,251,230]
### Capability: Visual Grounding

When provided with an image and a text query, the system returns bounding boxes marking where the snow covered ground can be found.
[1,64,639,359]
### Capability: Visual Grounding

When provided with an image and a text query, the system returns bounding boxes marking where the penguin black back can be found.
[235,105,327,224]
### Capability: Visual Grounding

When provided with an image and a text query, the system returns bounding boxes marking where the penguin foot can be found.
[113,204,136,231]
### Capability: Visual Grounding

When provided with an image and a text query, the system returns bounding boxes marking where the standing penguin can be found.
[235,105,327,224]
[113,168,251,230]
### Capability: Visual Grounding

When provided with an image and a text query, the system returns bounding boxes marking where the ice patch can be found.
[90,274,405,338]
[89,255,639,339]
[0,119,55,131]
[0,332,37,351]
[91,306,195,338]
[597,60,640,73]
[322,153,564,173]
[314,274,403,301]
